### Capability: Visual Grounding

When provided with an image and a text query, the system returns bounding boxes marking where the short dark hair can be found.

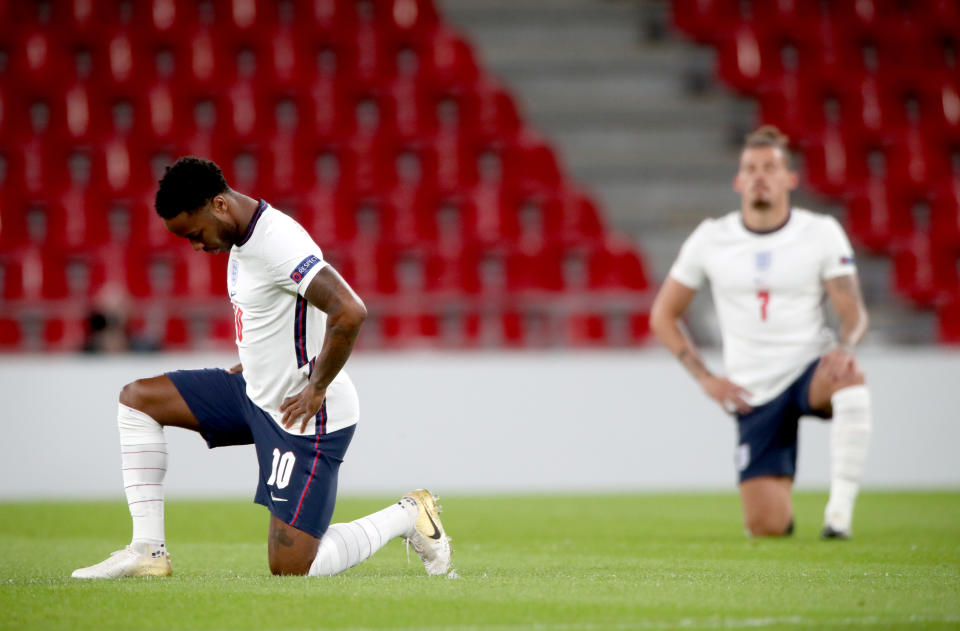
[155,156,229,219]
[743,125,793,168]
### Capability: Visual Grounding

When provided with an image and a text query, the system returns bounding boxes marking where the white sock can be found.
[826,385,872,532]
[309,498,417,577]
[117,403,167,552]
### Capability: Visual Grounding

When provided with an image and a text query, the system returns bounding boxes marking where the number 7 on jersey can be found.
[757,289,770,321]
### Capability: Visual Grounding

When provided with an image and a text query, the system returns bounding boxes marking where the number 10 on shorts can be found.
[266,448,296,489]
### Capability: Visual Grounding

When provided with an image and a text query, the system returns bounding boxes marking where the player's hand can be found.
[279,383,327,434]
[227,363,243,374]
[700,375,752,415]
[820,346,857,381]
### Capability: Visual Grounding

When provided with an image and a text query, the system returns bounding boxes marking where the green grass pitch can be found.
[1,492,958,630]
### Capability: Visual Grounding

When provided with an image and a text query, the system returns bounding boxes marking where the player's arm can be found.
[279,265,367,431]
[825,273,868,350]
[651,277,708,379]
[650,277,752,413]
[821,273,869,379]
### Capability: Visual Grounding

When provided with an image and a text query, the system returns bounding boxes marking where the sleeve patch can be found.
[840,255,855,265]
[290,255,322,283]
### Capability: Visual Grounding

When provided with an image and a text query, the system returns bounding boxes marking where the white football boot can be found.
[72,543,172,579]
[402,489,452,576]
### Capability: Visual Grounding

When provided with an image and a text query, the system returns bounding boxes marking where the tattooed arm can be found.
[821,273,869,379]
[650,277,752,413]
[824,273,869,350]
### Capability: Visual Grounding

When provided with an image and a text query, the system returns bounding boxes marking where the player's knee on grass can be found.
[746,511,794,537]
[268,517,319,576]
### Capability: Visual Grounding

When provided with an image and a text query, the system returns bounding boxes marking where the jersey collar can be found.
[236,199,267,247]
[740,208,792,235]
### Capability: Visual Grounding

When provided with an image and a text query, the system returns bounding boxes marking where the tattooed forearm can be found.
[825,274,869,348]
[677,348,711,381]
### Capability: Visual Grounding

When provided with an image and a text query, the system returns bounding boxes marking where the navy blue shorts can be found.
[734,360,830,483]
[167,368,355,538]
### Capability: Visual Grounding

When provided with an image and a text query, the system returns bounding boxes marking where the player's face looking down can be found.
[733,146,797,213]
[163,194,238,253]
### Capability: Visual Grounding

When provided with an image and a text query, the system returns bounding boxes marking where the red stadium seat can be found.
[417,25,480,92]
[845,178,916,252]
[564,312,608,347]
[884,126,948,199]
[126,246,225,299]
[42,316,86,351]
[0,317,22,349]
[0,253,25,301]
[500,132,565,198]
[937,296,960,344]
[671,0,739,44]
[460,79,522,145]
[892,230,959,307]
[931,181,960,249]
[375,0,440,48]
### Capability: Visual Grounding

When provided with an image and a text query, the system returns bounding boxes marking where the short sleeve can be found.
[819,216,857,280]
[258,213,329,296]
[668,220,712,289]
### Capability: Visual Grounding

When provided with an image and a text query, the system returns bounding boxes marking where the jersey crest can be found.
[754,251,772,271]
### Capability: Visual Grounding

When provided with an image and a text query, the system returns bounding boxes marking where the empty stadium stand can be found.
[0,0,653,351]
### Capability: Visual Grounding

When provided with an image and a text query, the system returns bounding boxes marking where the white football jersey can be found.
[669,208,857,406]
[227,201,359,435]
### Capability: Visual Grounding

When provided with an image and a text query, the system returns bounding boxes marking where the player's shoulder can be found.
[690,210,740,240]
[258,203,314,242]
[791,207,846,234]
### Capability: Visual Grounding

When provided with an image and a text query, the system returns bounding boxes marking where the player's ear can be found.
[210,194,229,218]
[786,170,799,190]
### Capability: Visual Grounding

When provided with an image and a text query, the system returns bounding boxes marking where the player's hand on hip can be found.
[227,363,243,374]
[700,375,752,415]
[279,384,327,434]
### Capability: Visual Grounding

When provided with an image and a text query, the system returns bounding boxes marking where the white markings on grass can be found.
[329,614,960,631]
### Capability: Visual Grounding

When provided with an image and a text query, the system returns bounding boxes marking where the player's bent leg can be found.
[808,360,872,539]
[268,515,320,575]
[308,497,418,577]
[72,376,196,579]
[119,375,204,431]
[739,476,794,537]
[308,492,452,577]
[72,393,174,578]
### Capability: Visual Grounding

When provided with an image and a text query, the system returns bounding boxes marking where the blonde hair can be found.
[743,125,792,168]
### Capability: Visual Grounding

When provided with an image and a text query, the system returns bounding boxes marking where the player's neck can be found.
[231,193,263,243]
[740,203,791,234]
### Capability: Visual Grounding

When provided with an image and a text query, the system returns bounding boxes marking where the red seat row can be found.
[0,0,442,44]
[3,17,477,97]
[1,73,519,149]
[0,233,647,303]
[674,0,960,48]
[0,306,652,352]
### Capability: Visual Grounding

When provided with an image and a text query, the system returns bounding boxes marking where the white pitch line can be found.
[253,614,960,631]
